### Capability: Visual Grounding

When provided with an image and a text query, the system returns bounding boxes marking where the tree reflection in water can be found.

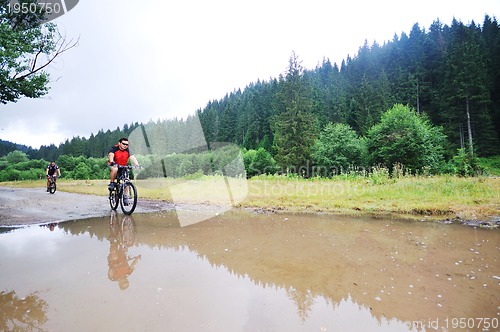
[0,290,48,331]
[287,288,315,321]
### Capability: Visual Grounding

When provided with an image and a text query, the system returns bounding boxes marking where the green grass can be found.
[1,174,499,220]
[243,174,500,220]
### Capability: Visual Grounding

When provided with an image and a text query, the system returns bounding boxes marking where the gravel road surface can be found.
[0,186,174,227]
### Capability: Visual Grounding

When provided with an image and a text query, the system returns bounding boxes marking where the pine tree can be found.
[443,19,499,156]
[272,52,318,175]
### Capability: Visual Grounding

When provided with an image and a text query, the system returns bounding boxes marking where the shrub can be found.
[5,150,29,164]
[367,104,446,174]
[243,148,278,177]
[71,162,93,180]
[0,167,21,181]
[447,148,484,176]
[311,123,367,176]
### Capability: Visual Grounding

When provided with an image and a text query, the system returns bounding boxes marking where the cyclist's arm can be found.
[108,152,115,165]
[129,155,139,166]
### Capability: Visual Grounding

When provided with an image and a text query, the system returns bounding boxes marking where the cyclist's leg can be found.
[110,165,118,182]
[109,165,118,190]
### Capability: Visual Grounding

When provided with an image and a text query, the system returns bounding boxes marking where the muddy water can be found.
[0,210,499,332]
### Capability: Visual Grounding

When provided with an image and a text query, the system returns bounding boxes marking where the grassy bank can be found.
[2,175,499,221]
[244,175,500,220]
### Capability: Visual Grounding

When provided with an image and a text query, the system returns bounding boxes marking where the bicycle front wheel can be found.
[49,181,56,194]
[120,181,137,215]
[109,186,119,210]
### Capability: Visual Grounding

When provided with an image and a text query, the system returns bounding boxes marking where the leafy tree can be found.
[311,123,367,175]
[177,158,196,177]
[367,104,446,173]
[19,168,42,180]
[0,166,20,181]
[12,158,45,170]
[5,150,28,163]
[0,0,77,104]
[243,147,278,177]
[71,162,92,179]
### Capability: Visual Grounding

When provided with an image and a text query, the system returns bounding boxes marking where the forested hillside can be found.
[197,16,500,157]
[1,16,499,174]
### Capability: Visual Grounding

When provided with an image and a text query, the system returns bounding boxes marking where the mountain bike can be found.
[109,165,139,215]
[48,175,57,194]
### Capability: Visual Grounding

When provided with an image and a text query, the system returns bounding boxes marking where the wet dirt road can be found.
[0,186,174,226]
[0,209,499,331]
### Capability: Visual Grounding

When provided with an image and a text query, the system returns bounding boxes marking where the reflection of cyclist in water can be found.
[107,211,141,290]
[41,223,58,231]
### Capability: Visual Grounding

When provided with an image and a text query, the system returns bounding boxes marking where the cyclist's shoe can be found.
[46,188,49,192]
[123,195,129,206]
[108,182,115,191]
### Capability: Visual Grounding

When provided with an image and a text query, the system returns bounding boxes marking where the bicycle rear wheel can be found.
[49,180,56,194]
[120,181,137,215]
[109,185,119,210]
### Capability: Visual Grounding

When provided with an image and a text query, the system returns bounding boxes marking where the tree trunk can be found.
[459,123,465,150]
[466,95,474,158]
[416,79,420,114]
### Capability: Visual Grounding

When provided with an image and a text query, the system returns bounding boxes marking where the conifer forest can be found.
[1,16,500,180]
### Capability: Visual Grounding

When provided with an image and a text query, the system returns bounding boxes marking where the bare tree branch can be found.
[16,35,79,81]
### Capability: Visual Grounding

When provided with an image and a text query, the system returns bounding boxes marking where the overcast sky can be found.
[1,0,498,149]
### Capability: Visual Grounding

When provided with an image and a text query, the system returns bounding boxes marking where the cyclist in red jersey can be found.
[108,137,139,191]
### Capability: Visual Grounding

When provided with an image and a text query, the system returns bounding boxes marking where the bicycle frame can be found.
[116,166,130,188]
[109,165,138,215]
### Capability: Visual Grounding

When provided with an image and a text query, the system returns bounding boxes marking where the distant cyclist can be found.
[108,137,140,191]
[46,161,61,192]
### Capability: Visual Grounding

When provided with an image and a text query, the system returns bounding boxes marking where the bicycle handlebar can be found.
[117,165,141,169]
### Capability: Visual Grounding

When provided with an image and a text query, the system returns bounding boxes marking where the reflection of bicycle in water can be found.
[107,211,141,290]
[109,165,139,215]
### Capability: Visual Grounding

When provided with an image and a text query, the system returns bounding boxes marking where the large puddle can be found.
[0,210,499,331]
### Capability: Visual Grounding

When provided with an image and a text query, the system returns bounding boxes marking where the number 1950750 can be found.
[7,1,64,15]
